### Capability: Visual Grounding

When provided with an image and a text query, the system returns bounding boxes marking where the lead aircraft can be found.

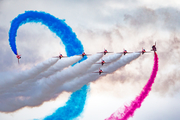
[151,42,157,52]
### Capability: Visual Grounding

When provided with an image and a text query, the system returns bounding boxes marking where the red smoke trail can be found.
[106,52,158,120]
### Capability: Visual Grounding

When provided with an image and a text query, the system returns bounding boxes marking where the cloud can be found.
[124,7,180,31]
[0,0,180,120]
[124,7,157,27]
[74,14,180,96]
[0,27,15,71]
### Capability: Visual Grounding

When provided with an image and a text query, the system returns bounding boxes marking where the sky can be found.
[0,0,180,120]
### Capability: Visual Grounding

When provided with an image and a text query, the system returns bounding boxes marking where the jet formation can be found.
[15,43,157,73]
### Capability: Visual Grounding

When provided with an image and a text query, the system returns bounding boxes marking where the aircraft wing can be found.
[145,51,151,53]
[135,51,142,53]
[52,56,59,58]
[52,56,68,58]
[94,63,102,64]
[117,52,124,54]
[127,52,133,53]
[77,54,91,56]
[105,62,111,63]
[97,52,113,53]
[95,62,111,64]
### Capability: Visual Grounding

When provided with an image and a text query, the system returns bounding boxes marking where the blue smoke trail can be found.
[8,11,88,120]
[44,85,89,120]
[9,11,83,57]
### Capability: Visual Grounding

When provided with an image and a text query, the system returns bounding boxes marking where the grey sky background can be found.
[0,0,180,120]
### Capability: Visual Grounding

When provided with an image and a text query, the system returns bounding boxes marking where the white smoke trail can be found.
[0,56,82,96]
[39,53,103,90]
[0,58,59,94]
[55,53,141,93]
[86,53,122,73]
[103,52,141,73]
[32,55,82,80]
[0,53,140,112]
[0,53,103,112]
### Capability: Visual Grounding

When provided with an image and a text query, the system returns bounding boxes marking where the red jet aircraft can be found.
[137,48,151,55]
[98,49,113,55]
[16,51,21,64]
[118,49,133,55]
[80,52,91,57]
[142,48,146,54]
[53,53,67,59]
[93,68,108,75]
[151,42,157,52]
[95,59,111,66]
